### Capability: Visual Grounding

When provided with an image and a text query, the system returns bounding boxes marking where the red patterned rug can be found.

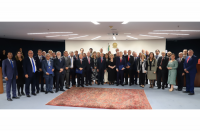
[46,87,152,109]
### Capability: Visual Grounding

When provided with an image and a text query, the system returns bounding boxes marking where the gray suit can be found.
[63,56,71,86]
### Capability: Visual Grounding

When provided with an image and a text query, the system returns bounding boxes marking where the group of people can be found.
[1,47,198,101]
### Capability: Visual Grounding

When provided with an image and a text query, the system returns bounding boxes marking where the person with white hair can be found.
[54,51,65,92]
[116,51,126,86]
[176,52,185,91]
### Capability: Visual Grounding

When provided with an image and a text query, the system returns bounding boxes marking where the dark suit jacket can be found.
[2,59,18,79]
[157,56,168,70]
[23,57,37,77]
[42,59,54,76]
[132,57,138,71]
[34,55,46,71]
[97,57,106,71]
[54,57,65,74]
[116,57,126,70]
[76,59,86,71]
[177,58,185,74]
[184,55,198,74]
[125,55,133,69]
[84,56,94,71]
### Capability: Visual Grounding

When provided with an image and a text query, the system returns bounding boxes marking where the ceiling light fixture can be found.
[148,32,190,35]
[122,21,129,24]
[153,30,200,32]
[113,36,116,40]
[46,34,79,37]
[91,21,100,25]
[27,32,73,35]
[139,34,164,38]
[91,36,101,40]
[68,35,88,39]
[127,36,138,39]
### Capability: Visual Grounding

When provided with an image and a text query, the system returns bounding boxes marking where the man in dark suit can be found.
[54,51,65,92]
[23,50,37,97]
[76,54,86,87]
[116,51,126,86]
[132,51,138,85]
[176,52,185,91]
[157,51,169,89]
[183,49,198,95]
[145,50,150,84]
[2,52,19,101]
[85,51,94,86]
[97,53,106,85]
[125,50,133,86]
[34,49,46,93]
[62,51,71,89]
[42,53,54,94]
[69,51,76,87]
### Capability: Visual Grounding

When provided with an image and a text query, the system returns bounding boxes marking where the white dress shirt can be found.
[70,56,73,68]
[29,57,37,72]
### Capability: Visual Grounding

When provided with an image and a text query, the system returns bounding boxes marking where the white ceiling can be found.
[0,22,200,41]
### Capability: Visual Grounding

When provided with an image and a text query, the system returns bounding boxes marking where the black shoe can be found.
[66,87,70,89]
[41,90,45,92]
[18,92,21,96]
[12,96,20,99]
[89,84,92,86]
[77,85,80,87]
[116,84,119,86]
[101,83,104,85]
[21,92,25,96]
[49,91,54,93]
[7,98,13,101]
[97,83,100,85]
[32,93,36,96]
[81,85,84,87]
[135,83,138,85]
[36,91,39,94]
[129,84,131,86]
[121,84,124,86]
[125,83,128,85]
[162,87,165,90]
[60,89,65,91]
[55,90,59,93]
[45,91,48,94]
[188,93,194,95]
[165,86,168,88]
[86,84,88,86]
[157,87,161,89]
[183,91,190,93]
[27,95,31,97]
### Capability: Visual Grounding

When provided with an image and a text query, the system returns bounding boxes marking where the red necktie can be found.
[128,56,129,61]
[101,58,102,63]
[80,60,82,64]
[120,58,122,63]
[88,57,90,64]
[187,57,190,63]
[161,57,163,65]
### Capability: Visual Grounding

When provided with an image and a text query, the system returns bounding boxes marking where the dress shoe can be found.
[36,91,39,94]
[165,86,168,88]
[89,84,92,86]
[101,83,104,85]
[73,85,76,87]
[97,83,100,85]
[125,83,128,85]
[32,93,36,96]
[157,87,161,89]
[188,93,194,95]
[135,83,138,85]
[162,87,165,90]
[122,84,124,86]
[21,92,25,95]
[7,98,13,101]
[55,90,59,93]
[183,91,190,93]
[66,87,70,89]
[129,84,131,86]
[86,84,88,86]
[60,89,65,91]
[116,84,119,86]
[41,90,45,92]
[18,92,21,96]
[27,95,31,97]
[45,92,48,94]
[12,96,20,99]
[49,91,54,93]
[77,85,80,87]
[81,85,84,87]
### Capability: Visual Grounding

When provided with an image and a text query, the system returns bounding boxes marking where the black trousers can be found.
[70,68,75,86]
[98,70,104,84]
[77,71,85,86]
[132,70,138,84]
[125,68,132,84]
[157,69,167,88]
[35,71,44,91]
[25,73,36,95]
[139,73,146,85]
[177,72,184,90]
[86,69,92,85]
[55,72,64,91]
[145,74,148,84]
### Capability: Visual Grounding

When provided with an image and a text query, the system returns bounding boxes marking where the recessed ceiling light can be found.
[153,30,200,32]
[68,35,88,39]
[148,32,190,35]
[124,33,131,34]
[91,21,100,25]
[46,34,79,37]
[127,36,138,39]
[122,21,129,24]
[139,34,164,38]
[113,36,116,40]
[27,32,73,35]
[91,36,101,40]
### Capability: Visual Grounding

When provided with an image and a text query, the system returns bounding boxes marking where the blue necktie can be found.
[10,60,13,68]
[48,60,50,66]
[31,58,35,73]
[59,59,61,62]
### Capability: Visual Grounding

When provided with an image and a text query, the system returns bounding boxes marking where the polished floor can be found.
[1,79,200,109]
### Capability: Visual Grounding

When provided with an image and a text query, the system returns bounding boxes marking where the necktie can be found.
[161,57,164,65]
[88,57,90,64]
[101,58,102,63]
[80,59,82,64]
[59,59,61,62]
[10,60,13,68]
[128,56,129,61]
[40,56,42,62]
[156,56,158,59]
[120,58,122,63]
[31,58,35,73]
[71,57,73,68]
[187,57,190,63]
[48,60,50,66]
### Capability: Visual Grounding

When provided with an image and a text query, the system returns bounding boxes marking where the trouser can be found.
[157,69,167,88]
[145,74,148,84]
[117,70,124,85]
[77,71,85,85]
[44,75,53,92]
[36,71,44,91]
[25,73,36,95]
[55,72,64,91]
[177,72,184,90]
[6,76,17,99]
[139,73,145,85]
[186,73,196,93]
[98,70,104,84]
[86,69,92,84]
[17,84,24,93]
[64,70,70,86]
[125,68,132,84]
[132,70,138,84]
[70,68,75,86]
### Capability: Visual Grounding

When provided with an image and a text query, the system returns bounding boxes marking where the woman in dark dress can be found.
[91,51,98,84]
[15,51,25,96]
[108,54,116,85]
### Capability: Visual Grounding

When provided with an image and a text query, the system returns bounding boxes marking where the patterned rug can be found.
[46,87,152,109]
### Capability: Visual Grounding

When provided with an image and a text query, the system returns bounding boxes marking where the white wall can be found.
[65,39,166,54]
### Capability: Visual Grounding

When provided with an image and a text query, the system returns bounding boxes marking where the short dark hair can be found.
[155,49,160,53]
[171,53,175,57]
[38,49,42,52]
[80,48,84,51]
[7,52,12,54]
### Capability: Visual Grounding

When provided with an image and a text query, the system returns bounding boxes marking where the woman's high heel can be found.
[169,88,174,92]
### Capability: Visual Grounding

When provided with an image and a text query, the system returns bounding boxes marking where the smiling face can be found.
[7,52,13,59]
[28,50,33,58]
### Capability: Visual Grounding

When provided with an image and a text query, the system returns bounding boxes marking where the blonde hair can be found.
[15,51,24,61]
[91,51,96,58]
[141,53,146,59]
